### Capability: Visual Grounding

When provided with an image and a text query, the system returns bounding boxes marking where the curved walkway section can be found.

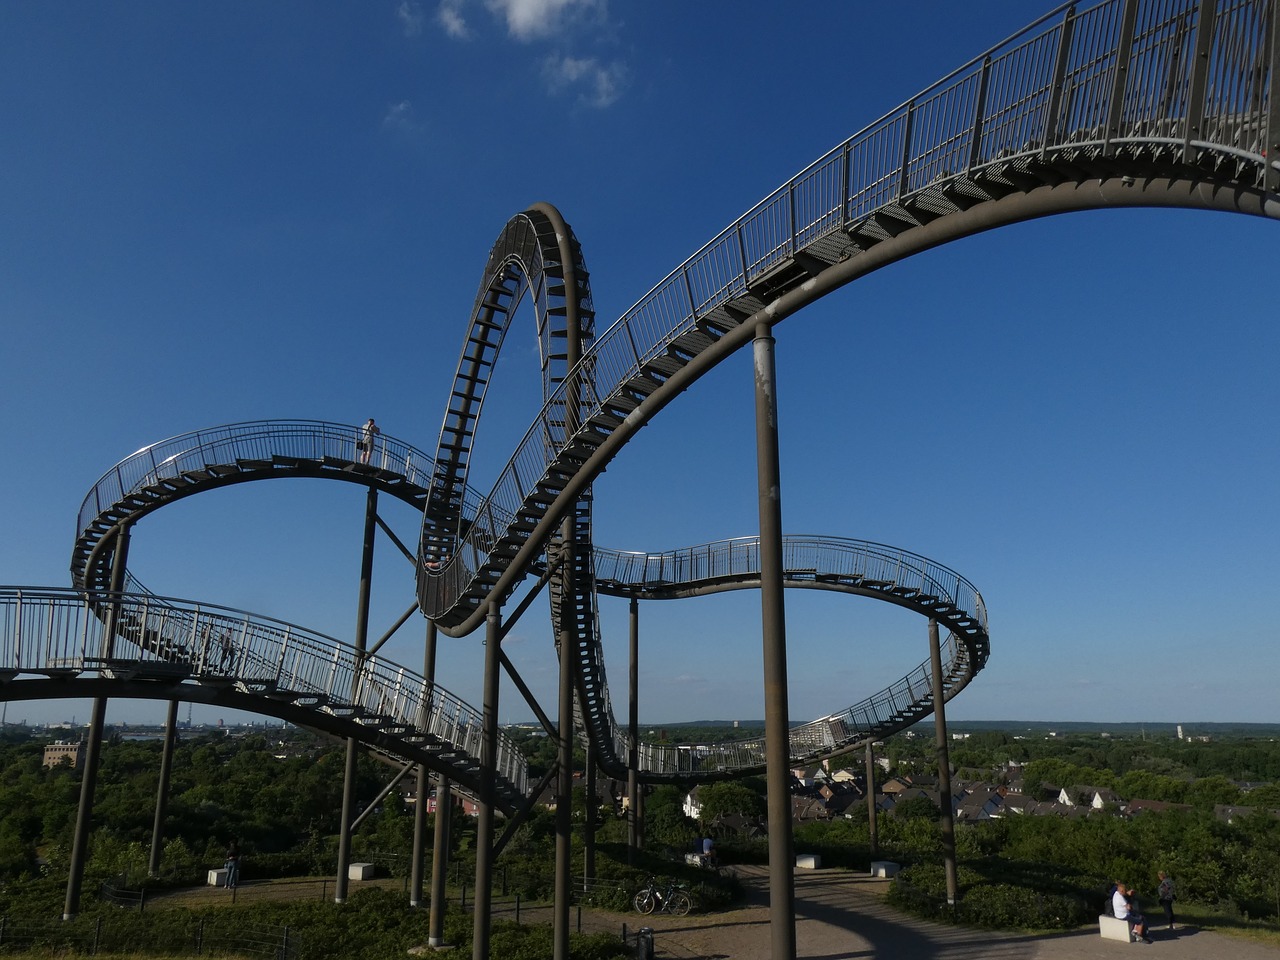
[72,421,440,593]
[419,0,1278,640]
[0,588,527,812]
[588,536,989,778]
[66,419,989,783]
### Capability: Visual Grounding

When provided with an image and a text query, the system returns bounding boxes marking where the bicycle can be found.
[632,875,692,916]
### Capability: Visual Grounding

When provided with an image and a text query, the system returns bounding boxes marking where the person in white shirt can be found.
[1112,882,1151,943]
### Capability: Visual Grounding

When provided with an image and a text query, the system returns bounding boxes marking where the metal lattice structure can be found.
[3,0,1275,804]
[416,0,1279,778]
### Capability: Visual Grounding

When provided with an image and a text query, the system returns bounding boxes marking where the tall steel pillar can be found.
[336,487,378,903]
[65,526,130,920]
[929,619,958,905]
[148,698,180,876]
[553,596,574,960]
[471,601,502,960]
[627,597,639,863]
[411,619,439,908]
[428,771,452,947]
[865,740,878,860]
[584,736,596,886]
[753,321,797,960]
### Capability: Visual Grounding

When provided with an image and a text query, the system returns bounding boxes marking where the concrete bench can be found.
[1098,914,1132,941]
[207,868,228,887]
[348,862,375,881]
[869,861,900,878]
[795,854,821,869]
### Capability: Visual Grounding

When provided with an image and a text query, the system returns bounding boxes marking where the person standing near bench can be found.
[1157,871,1176,930]
[1113,882,1152,943]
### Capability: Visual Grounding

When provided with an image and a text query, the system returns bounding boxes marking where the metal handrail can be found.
[589,536,986,775]
[0,588,527,797]
[76,420,440,538]
[72,423,986,778]
[433,0,1274,618]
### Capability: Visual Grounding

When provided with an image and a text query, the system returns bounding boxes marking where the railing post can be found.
[839,140,852,232]
[1104,0,1142,156]
[897,102,916,199]
[1265,0,1280,192]
[1042,10,1077,159]
[1183,0,1219,164]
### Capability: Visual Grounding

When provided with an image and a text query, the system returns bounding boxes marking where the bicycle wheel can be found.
[633,890,656,915]
[669,890,692,917]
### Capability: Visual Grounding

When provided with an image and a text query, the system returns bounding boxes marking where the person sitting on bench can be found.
[1112,882,1152,943]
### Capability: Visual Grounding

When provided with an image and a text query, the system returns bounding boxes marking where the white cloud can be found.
[397,0,425,37]
[437,0,470,39]
[486,0,604,42]
[542,53,627,108]
[382,100,420,133]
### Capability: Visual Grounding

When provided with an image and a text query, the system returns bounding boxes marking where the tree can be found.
[696,782,764,824]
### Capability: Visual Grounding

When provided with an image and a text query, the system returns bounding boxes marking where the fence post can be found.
[321,879,328,901]
[196,918,204,955]
[0,916,6,946]
[577,904,582,933]
[92,916,102,956]
[515,893,520,925]
[281,925,290,960]
[140,888,146,913]
[501,865,507,897]
[460,883,466,909]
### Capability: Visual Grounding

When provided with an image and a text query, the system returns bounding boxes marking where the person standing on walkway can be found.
[1157,870,1176,930]
[359,418,380,465]
[224,840,241,889]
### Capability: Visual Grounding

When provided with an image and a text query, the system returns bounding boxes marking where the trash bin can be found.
[634,926,654,960]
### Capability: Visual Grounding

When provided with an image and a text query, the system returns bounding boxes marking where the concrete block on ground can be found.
[1098,915,1131,941]
[207,868,228,886]
[795,854,821,869]
[869,860,900,878]
[348,862,375,881]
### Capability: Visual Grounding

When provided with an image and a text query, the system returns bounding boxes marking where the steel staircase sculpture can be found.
[0,587,528,810]
[9,0,1274,804]
[415,0,1278,780]
[65,417,987,783]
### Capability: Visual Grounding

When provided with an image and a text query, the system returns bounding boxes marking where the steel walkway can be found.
[414,0,1280,779]
[6,0,1276,799]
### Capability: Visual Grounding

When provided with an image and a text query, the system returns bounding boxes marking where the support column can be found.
[336,487,378,903]
[753,321,796,960]
[553,594,574,960]
[65,526,130,921]
[627,597,639,864]
[584,736,596,887]
[411,620,439,908]
[428,772,452,947]
[472,602,501,960]
[929,619,958,906]
[148,698,180,876]
[865,740,878,860]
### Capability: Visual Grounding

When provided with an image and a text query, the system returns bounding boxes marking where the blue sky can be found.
[2,0,1277,731]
